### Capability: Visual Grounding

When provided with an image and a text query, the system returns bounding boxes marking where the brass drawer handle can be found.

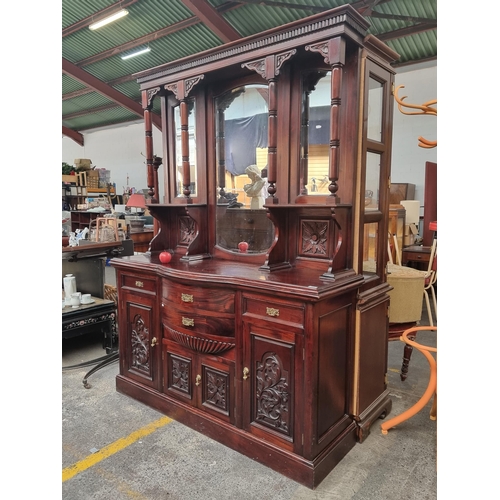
[181,293,194,303]
[182,317,195,327]
[151,337,157,347]
[266,307,279,317]
[195,374,201,386]
[135,280,144,288]
[243,367,249,380]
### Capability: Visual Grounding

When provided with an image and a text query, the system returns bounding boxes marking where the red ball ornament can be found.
[159,251,172,264]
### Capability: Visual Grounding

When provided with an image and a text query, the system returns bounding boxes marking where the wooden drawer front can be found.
[162,281,234,314]
[407,252,430,262]
[164,307,234,337]
[121,274,157,293]
[242,295,305,327]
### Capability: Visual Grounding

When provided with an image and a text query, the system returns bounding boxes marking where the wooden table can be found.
[62,296,118,388]
[129,229,154,253]
[402,245,431,270]
[62,296,117,347]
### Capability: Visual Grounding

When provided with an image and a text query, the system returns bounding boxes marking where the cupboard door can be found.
[163,340,235,424]
[242,322,301,451]
[121,292,160,390]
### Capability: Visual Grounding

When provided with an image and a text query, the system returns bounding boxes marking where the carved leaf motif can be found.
[172,358,189,392]
[179,216,196,244]
[301,221,328,255]
[256,353,289,433]
[131,314,150,372]
[206,370,227,410]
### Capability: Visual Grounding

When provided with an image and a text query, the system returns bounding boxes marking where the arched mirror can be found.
[215,84,274,254]
[300,71,331,195]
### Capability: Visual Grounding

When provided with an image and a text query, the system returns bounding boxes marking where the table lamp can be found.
[126,193,147,232]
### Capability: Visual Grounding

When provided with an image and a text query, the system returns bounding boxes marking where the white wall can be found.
[62,61,436,207]
[392,61,437,209]
[62,119,164,199]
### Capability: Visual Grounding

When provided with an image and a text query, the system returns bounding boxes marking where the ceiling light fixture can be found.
[89,9,129,30]
[121,47,151,60]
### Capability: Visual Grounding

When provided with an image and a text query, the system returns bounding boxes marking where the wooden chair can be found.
[400,238,437,380]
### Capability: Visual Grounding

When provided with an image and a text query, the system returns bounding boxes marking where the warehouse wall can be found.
[62,61,436,208]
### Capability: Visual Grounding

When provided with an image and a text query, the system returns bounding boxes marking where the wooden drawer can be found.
[121,273,157,294]
[242,295,305,327]
[163,306,234,337]
[162,280,234,314]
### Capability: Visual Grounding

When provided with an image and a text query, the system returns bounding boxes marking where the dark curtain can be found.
[224,114,268,175]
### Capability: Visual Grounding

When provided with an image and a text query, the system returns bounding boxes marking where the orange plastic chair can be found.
[381,326,437,434]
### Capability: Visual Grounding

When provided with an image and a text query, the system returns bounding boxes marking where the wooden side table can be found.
[129,229,154,253]
[402,245,431,270]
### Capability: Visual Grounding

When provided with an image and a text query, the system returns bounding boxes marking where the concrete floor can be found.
[62,265,437,500]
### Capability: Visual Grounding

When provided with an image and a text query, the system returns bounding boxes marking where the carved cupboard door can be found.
[121,292,160,390]
[242,322,303,453]
[163,340,235,425]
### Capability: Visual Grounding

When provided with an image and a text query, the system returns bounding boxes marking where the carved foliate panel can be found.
[299,219,329,257]
[179,215,196,246]
[168,352,192,397]
[255,352,290,436]
[131,313,150,374]
[202,365,230,415]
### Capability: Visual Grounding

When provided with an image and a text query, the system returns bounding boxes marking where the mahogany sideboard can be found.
[112,5,398,489]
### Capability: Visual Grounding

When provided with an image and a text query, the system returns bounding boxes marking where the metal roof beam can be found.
[378,22,437,42]
[63,126,84,146]
[180,0,241,43]
[62,57,161,130]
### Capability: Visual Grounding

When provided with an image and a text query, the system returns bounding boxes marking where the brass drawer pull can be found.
[266,307,280,317]
[181,293,194,303]
[243,367,249,380]
[135,280,144,288]
[151,337,157,347]
[182,317,195,327]
[195,374,201,386]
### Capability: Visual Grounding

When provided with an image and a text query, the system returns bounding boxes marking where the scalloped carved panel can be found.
[166,326,235,354]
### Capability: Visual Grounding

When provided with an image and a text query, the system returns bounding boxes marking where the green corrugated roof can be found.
[62,0,437,133]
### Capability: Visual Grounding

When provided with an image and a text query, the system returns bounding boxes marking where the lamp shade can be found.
[126,193,146,209]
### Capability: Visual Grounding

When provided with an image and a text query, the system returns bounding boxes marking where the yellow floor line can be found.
[62,415,173,482]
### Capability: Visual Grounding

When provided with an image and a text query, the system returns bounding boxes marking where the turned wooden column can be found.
[242,50,295,202]
[142,88,161,201]
[165,75,204,202]
[306,37,346,203]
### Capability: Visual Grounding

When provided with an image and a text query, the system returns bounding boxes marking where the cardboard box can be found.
[74,158,92,169]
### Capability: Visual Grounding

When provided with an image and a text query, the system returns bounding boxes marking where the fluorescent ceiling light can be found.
[121,47,151,60]
[89,9,128,30]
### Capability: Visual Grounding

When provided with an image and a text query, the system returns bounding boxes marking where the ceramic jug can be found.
[64,274,77,305]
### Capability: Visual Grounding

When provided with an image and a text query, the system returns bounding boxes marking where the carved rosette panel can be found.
[300,220,329,256]
[170,354,191,395]
[203,367,229,414]
[255,352,290,435]
[166,326,235,354]
[179,216,196,245]
[131,314,150,373]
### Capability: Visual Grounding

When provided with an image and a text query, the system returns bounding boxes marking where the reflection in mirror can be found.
[365,152,381,211]
[174,99,197,197]
[215,84,274,253]
[362,221,379,274]
[367,77,383,142]
[300,71,331,195]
